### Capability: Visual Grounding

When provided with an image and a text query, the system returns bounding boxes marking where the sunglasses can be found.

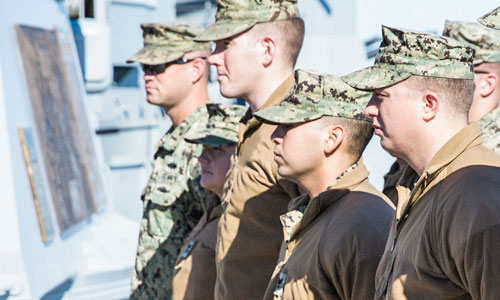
[141,57,206,75]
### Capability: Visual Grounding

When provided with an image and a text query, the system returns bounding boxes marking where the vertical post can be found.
[18,127,48,244]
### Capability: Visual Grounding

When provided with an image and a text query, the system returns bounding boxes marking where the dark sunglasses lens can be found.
[142,64,167,74]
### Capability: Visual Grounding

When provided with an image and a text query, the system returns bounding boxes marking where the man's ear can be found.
[477,72,499,98]
[422,92,439,122]
[261,36,277,67]
[325,125,345,156]
[189,58,207,83]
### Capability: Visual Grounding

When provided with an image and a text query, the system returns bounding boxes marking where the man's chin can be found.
[277,167,293,180]
[380,140,398,157]
[219,85,243,100]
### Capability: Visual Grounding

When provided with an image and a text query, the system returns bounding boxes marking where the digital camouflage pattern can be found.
[280,205,306,243]
[443,21,500,64]
[479,7,500,29]
[130,105,213,300]
[479,106,500,155]
[184,103,247,147]
[195,0,300,42]
[127,23,211,65]
[341,26,475,91]
[254,69,372,124]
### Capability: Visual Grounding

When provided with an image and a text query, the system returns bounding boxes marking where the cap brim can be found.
[478,7,500,29]
[194,20,257,42]
[185,134,236,147]
[341,66,412,91]
[254,102,324,125]
[126,46,184,64]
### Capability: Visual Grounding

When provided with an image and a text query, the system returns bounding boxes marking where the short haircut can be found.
[405,76,475,117]
[475,62,500,76]
[317,116,374,161]
[249,17,305,67]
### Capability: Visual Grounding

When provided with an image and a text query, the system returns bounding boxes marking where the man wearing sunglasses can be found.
[127,23,214,300]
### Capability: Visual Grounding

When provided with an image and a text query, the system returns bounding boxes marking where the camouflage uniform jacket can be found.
[375,123,500,300]
[130,105,212,300]
[479,105,500,154]
[215,76,302,300]
[264,161,394,300]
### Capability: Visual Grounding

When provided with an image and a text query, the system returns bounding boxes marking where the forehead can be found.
[216,30,251,44]
[279,119,319,132]
[374,79,411,94]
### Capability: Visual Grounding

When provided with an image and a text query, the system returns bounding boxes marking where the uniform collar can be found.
[479,105,500,126]
[282,160,370,241]
[237,75,295,144]
[156,104,208,151]
[396,122,483,220]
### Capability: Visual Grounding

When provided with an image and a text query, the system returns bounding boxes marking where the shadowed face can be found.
[198,144,235,197]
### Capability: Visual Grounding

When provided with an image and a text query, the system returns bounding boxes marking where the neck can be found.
[300,155,355,199]
[164,86,209,127]
[481,95,500,119]
[404,119,466,176]
[246,68,294,112]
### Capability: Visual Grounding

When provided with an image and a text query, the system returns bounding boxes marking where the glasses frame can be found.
[141,57,207,75]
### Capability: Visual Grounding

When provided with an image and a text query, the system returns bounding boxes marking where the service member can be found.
[127,23,213,299]
[443,21,500,153]
[343,25,500,300]
[383,20,500,205]
[194,0,305,299]
[479,6,500,29]
[172,103,246,300]
[254,69,395,300]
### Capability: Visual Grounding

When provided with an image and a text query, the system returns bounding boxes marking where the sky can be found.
[356,0,499,40]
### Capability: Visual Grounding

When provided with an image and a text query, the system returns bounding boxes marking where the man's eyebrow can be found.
[373,89,389,97]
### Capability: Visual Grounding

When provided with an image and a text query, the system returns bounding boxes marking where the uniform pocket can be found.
[146,202,174,237]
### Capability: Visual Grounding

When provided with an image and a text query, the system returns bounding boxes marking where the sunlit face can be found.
[270,121,326,183]
[365,81,420,157]
[142,61,191,109]
[198,144,235,197]
[208,32,261,99]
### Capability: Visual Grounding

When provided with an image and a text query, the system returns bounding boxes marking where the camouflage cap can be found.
[127,23,211,65]
[341,26,475,91]
[184,103,247,147]
[254,69,372,125]
[194,0,300,42]
[479,7,500,29]
[443,21,500,64]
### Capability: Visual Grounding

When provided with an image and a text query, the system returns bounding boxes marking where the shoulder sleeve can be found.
[434,165,500,300]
